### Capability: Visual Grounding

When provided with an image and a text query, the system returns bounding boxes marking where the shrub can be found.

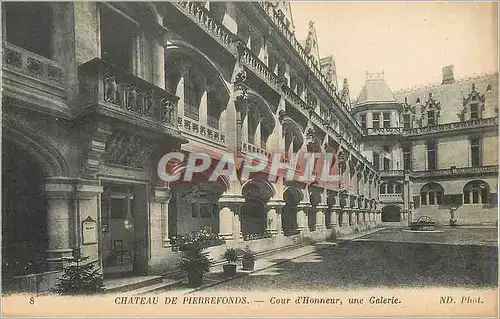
[54,250,105,295]
[241,246,256,262]
[223,248,238,264]
[179,248,213,275]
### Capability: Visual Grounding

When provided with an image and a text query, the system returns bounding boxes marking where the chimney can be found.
[441,65,455,85]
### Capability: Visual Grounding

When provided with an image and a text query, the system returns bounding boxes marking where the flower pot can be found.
[223,264,237,277]
[187,271,203,287]
[242,259,255,271]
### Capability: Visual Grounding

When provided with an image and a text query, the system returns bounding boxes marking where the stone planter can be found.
[242,259,255,271]
[187,271,204,287]
[223,264,237,277]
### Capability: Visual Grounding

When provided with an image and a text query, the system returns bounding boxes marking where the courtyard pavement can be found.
[196,227,498,292]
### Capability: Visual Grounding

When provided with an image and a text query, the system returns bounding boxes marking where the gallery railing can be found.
[79,58,179,130]
[3,42,64,86]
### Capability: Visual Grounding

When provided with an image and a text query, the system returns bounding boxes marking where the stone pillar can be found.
[339,211,347,227]
[357,211,364,226]
[329,208,339,229]
[44,178,103,270]
[266,200,285,236]
[44,182,74,270]
[296,203,311,233]
[315,205,328,231]
[218,195,245,241]
[350,210,357,227]
[153,37,165,89]
[152,186,171,247]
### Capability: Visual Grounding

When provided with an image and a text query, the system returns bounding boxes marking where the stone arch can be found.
[283,186,304,205]
[241,179,275,238]
[279,111,305,152]
[241,179,276,201]
[420,182,444,205]
[166,161,231,192]
[462,180,490,204]
[246,89,277,130]
[2,116,68,177]
[382,204,401,222]
[165,40,231,95]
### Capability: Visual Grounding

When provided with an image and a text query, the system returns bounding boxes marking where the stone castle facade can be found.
[2,2,497,292]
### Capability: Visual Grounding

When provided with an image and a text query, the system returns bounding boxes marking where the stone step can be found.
[128,279,183,296]
[104,275,163,293]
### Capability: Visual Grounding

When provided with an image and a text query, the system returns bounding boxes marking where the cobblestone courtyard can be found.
[201,228,498,291]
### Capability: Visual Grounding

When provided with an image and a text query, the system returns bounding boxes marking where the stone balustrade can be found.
[411,165,498,179]
[3,42,64,86]
[364,118,498,137]
[178,116,226,145]
[174,2,232,48]
[240,45,280,89]
[78,58,179,130]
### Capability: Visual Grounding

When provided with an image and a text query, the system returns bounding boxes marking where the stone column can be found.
[44,181,74,270]
[296,203,311,233]
[45,178,103,270]
[339,210,347,227]
[315,205,328,231]
[218,195,245,241]
[266,200,285,236]
[152,186,171,247]
[357,211,364,226]
[329,208,339,229]
[153,37,165,89]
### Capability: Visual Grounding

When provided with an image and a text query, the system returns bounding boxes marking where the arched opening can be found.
[463,180,490,204]
[241,180,274,240]
[2,141,48,278]
[165,46,230,131]
[382,205,401,222]
[283,186,302,235]
[420,183,444,206]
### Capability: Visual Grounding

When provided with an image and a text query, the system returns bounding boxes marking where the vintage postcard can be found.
[1,1,498,317]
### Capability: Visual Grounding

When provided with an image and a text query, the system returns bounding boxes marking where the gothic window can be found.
[403,144,412,171]
[420,183,444,206]
[470,137,481,167]
[470,103,479,119]
[4,2,53,59]
[463,181,489,204]
[383,158,390,171]
[184,71,202,121]
[427,110,435,126]
[100,5,136,72]
[360,114,367,129]
[373,152,380,171]
[372,113,380,129]
[383,112,391,128]
[427,140,437,170]
[403,114,411,129]
[395,183,402,194]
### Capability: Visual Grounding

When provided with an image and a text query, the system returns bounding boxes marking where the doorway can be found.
[100,184,148,277]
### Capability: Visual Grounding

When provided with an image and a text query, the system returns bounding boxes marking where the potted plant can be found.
[179,247,213,287]
[222,248,238,277]
[241,246,256,271]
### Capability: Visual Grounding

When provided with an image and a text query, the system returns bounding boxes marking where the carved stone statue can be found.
[104,76,117,103]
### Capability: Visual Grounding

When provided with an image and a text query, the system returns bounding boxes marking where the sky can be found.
[289,1,498,100]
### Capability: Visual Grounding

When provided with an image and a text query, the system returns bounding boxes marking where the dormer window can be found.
[372,113,380,129]
[403,114,411,129]
[470,104,479,119]
[427,110,435,126]
[383,112,390,128]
